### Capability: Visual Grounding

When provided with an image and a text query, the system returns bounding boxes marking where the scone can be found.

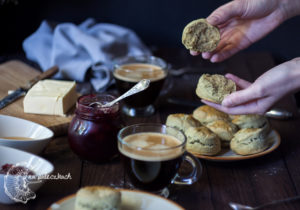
[75,186,121,210]
[230,128,270,155]
[231,114,269,130]
[166,113,201,133]
[182,18,220,52]
[193,105,229,125]
[228,114,236,120]
[196,74,236,104]
[185,126,221,156]
[206,119,238,141]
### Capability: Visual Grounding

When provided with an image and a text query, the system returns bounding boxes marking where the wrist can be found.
[280,0,300,20]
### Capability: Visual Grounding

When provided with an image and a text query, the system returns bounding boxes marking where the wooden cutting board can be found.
[0,60,74,136]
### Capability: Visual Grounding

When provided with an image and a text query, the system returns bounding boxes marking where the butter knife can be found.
[167,97,293,120]
[0,66,59,110]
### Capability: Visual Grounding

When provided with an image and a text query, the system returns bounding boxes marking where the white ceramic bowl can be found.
[0,145,54,204]
[0,115,54,154]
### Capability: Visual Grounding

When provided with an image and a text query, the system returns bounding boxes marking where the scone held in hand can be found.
[196,74,236,104]
[185,126,221,156]
[182,19,220,52]
[75,186,121,210]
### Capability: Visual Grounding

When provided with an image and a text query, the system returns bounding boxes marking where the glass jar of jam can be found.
[68,94,122,163]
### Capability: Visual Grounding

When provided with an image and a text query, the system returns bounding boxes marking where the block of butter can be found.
[23,79,77,116]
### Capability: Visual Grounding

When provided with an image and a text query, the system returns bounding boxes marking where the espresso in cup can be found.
[114,63,167,107]
[119,132,184,191]
[113,56,168,117]
[117,124,202,192]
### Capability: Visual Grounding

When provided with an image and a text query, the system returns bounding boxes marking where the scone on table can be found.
[193,105,229,125]
[75,186,121,210]
[166,113,201,133]
[185,126,221,156]
[231,114,269,129]
[206,119,238,147]
[231,114,270,138]
[230,128,270,155]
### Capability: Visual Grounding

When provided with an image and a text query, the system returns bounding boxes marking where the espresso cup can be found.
[117,123,202,193]
[113,55,168,117]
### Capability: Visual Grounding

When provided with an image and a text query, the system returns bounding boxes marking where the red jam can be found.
[68,94,122,163]
[0,164,35,176]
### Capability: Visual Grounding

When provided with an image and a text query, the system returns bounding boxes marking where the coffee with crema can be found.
[113,63,167,108]
[113,63,166,82]
[119,132,185,191]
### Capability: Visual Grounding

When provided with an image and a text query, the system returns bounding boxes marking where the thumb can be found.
[225,73,251,89]
[207,1,245,26]
[222,85,261,107]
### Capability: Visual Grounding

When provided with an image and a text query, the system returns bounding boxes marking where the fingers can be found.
[190,34,229,58]
[209,42,243,62]
[201,99,262,115]
[225,73,251,89]
[190,51,201,56]
[202,99,258,115]
[201,98,270,115]
[202,32,242,62]
[202,52,213,60]
[201,35,231,62]
[222,85,263,107]
[206,1,244,26]
[190,1,246,61]
[201,38,229,61]
[201,100,224,111]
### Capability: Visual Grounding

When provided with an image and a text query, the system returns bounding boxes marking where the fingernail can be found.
[210,55,218,63]
[202,53,209,59]
[222,98,231,107]
[224,73,231,78]
[190,51,199,56]
[207,16,218,25]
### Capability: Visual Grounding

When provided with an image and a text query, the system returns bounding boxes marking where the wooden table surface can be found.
[1,49,300,210]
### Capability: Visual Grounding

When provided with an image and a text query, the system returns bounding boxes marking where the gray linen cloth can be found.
[23,18,151,91]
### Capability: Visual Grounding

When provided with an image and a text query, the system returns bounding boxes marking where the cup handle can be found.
[171,152,202,185]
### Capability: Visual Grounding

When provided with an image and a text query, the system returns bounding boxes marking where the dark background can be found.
[0,0,300,61]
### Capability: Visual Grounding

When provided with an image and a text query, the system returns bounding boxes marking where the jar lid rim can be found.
[76,94,119,115]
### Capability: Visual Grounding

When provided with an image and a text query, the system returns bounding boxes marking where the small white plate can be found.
[0,115,53,154]
[190,129,281,161]
[48,189,184,210]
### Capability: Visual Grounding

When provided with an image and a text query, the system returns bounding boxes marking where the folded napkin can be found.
[23,18,151,91]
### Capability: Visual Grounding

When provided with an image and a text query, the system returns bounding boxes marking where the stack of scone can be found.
[229,114,270,155]
[166,73,272,156]
[166,105,271,156]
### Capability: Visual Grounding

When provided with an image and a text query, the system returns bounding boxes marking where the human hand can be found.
[202,58,300,115]
[190,0,297,62]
